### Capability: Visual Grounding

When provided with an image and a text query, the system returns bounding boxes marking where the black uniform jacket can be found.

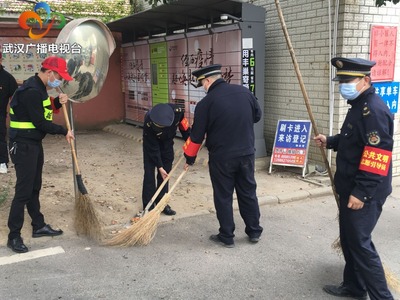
[143,103,190,168]
[327,86,394,201]
[9,75,67,143]
[190,78,261,161]
[0,65,18,118]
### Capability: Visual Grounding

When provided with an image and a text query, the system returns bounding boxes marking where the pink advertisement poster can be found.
[122,29,242,124]
[122,43,151,123]
[213,30,242,86]
[167,37,189,118]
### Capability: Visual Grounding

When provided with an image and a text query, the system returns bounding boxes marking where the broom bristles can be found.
[332,236,400,292]
[384,264,400,293]
[104,193,171,247]
[75,193,103,241]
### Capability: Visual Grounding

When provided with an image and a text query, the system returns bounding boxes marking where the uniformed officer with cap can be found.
[315,57,394,300]
[183,64,263,248]
[192,64,223,87]
[142,103,190,215]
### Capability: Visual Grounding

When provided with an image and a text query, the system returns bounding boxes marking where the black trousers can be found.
[8,141,46,240]
[142,150,174,210]
[0,116,8,164]
[339,193,393,300]
[208,154,263,244]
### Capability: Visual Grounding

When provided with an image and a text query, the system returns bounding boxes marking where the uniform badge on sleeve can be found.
[367,131,380,146]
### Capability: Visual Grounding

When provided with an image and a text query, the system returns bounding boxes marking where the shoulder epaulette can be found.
[362,102,371,117]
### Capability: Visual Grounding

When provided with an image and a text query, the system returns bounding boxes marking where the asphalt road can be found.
[1,189,399,300]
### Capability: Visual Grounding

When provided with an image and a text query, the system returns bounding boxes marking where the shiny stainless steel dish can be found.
[56,18,116,103]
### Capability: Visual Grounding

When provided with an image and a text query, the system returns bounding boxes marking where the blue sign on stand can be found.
[269,120,312,177]
[373,81,399,114]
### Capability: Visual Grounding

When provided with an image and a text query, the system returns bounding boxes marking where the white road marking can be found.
[0,246,65,266]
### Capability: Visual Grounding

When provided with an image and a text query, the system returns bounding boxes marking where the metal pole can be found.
[274,0,339,207]
[69,101,78,198]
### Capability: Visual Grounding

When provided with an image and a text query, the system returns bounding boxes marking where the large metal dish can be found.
[56,18,116,103]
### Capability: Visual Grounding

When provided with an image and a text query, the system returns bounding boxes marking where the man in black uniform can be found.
[142,103,190,215]
[7,56,75,253]
[0,52,18,174]
[314,57,394,300]
[183,64,263,248]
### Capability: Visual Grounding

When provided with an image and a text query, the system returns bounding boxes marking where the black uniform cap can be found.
[192,64,222,87]
[331,57,376,81]
[149,103,174,127]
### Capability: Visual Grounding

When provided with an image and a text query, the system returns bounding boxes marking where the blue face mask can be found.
[338,78,364,100]
[48,72,62,89]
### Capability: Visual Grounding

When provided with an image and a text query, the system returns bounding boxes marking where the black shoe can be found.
[209,234,235,248]
[249,236,260,243]
[323,284,367,300]
[32,224,63,238]
[7,237,29,253]
[162,205,176,216]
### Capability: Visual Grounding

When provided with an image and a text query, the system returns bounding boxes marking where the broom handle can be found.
[143,155,184,213]
[275,0,339,208]
[167,169,187,195]
[62,103,82,175]
[143,139,205,213]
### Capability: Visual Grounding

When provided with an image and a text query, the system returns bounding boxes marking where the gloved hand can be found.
[184,153,196,165]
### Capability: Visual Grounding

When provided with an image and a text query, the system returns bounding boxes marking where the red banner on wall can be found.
[370,25,397,82]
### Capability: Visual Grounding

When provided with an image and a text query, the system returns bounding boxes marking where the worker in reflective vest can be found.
[6,56,74,254]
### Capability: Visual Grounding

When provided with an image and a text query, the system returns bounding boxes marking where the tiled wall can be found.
[250,0,400,175]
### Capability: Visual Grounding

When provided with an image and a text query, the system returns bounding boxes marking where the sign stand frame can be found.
[268,119,312,178]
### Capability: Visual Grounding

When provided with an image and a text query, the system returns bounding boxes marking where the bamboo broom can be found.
[62,103,102,241]
[136,169,187,246]
[104,156,185,246]
[274,0,400,292]
[136,155,184,220]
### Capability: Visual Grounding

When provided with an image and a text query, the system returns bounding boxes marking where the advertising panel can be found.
[168,36,190,118]
[122,30,243,125]
[122,43,151,123]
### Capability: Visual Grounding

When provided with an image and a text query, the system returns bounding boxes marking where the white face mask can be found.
[338,78,364,100]
[48,71,62,89]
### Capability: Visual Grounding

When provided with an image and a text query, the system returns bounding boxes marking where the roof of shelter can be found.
[107,0,244,43]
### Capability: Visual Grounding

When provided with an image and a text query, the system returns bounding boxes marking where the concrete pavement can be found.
[0,189,399,299]
[103,123,335,207]
[1,123,399,300]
